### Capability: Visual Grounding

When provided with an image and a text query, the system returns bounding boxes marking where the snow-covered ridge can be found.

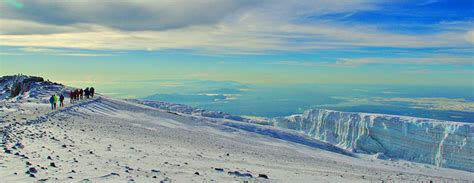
[0,75,69,102]
[271,109,474,172]
[2,75,472,173]
[128,99,269,125]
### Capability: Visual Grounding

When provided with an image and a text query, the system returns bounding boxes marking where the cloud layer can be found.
[1,0,472,55]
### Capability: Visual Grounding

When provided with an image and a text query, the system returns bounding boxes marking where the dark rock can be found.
[151,169,161,173]
[26,161,32,166]
[160,177,172,183]
[194,172,200,175]
[15,142,24,148]
[47,156,52,160]
[228,171,253,178]
[214,167,224,172]
[50,162,56,167]
[29,174,36,178]
[28,167,38,174]
[258,174,269,179]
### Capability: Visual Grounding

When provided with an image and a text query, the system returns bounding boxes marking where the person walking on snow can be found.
[90,87,95,98]
[49,95,55,110]
[84,87,90,99]
[53,94,59,109]
[59,94,65,107]
[80,89,84,100]
[69,90,74,103]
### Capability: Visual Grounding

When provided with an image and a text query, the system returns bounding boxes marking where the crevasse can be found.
[271,109,474,172]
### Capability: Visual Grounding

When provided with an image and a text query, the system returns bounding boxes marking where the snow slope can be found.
[2,96,473,182]
[272,109,474,172]
[1,75,473,182]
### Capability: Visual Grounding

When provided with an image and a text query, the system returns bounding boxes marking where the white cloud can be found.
[12,47,114,57]
[0,1,472,54]
[336,56,474,65]
[465,30,474,43]
[268,61,333,67]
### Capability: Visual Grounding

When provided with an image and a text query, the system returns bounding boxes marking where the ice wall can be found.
[272,109,474,172]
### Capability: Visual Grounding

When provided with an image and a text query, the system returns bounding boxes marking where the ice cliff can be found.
[271,109,474,172]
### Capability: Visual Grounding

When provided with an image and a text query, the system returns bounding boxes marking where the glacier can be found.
[271,109,474,172]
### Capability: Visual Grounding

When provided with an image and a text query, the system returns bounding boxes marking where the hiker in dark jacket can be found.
[49,95,55,110]
[80,89,84,100]
[84,87,90,99]
[90,87,95,98]
[69,90,74,103]
[59,94,65,107]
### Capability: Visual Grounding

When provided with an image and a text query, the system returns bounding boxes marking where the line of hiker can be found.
[69,87,95,103]
[49,87,95,110]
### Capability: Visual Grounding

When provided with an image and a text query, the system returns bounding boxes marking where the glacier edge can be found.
[271,109,474,172]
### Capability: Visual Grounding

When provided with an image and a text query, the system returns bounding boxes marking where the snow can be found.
[0,75,72,103]
[1,75,473,182]
[271,109,474,172]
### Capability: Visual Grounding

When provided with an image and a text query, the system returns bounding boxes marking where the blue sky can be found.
[0,0,473,86]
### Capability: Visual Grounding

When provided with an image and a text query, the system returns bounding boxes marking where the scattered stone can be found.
[80,179,91,183]
[214,168,224,172]
[228,171,253,178]
[50,162,57,167]
[194,172,200,175]
[26,161,32,166]
[151,169,161,173]
[101,172,120,178]
[258,174,269,179]
[28,167,38,174]
[47,156,52,160]
[160,177,172,183]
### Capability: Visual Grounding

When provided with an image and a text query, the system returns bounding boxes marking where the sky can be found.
[0,0,473,87]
